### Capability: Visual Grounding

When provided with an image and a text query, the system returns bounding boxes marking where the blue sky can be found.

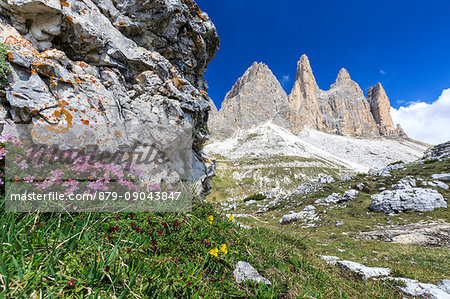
[196,0,450,111]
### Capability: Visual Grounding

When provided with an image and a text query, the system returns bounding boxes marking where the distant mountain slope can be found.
[206,123,427,173]
[204,123,428,199]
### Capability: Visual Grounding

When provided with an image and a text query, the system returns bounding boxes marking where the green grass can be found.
[207,154,340,203]
[0,43,10,98]
[243,194,266,202]
[0,194,412,298]
[2,147,448,297]
[213,156,450,290]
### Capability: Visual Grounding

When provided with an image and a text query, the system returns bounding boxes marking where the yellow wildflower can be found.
[220,244,227,254]
[208,215,213,224]
[209,248,218,257]
[228,215,234,221]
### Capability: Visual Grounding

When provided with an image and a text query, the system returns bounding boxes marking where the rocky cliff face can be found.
[288,55,404,137]
[0,0,219,195]
[209,62,302,138]
[367,83,396,136]
[315,68,379,136]
[288,54,324,130]
[210,54,405,139]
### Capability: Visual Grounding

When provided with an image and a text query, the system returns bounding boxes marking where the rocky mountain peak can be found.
[209,55,407,140]
[288,55,323,129]
[296,55,316,81]
[367,83,397,136]
[336,68,351,81]
[209,62,303,138]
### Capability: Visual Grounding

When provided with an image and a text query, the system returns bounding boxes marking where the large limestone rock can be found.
[357,221,450,248]
[367,83,399,136]
[385,277,450,298]
[337,260,391,280]
[209,62,302,139]
[370,183,447,214]
[432,173,450,182]
[315,189,358,206]
[0,0,219,195]
[424,141,450,159]
[288,54,324,130]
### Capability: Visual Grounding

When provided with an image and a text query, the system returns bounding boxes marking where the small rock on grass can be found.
[337,260,391,280]
[320,255,340,265]
[233,261,271,285]
[385,277,450,299]
[432,173,450,182]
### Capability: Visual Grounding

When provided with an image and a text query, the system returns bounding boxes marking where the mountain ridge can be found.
[209,55,406,140]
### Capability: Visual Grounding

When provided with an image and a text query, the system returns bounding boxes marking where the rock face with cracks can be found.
[209,62,303,139]
[0,0,219,196]
[370,178,447,214]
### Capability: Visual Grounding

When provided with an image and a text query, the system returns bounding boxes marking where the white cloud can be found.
[379,69,386,74]
[391,88,450,145]
[281,75,290,86]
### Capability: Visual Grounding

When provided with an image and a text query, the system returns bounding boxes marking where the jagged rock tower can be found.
[209,62,302,138]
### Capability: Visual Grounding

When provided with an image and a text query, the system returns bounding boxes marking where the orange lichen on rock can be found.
[45,108,74,133]
[171,77,187,91]
[76,61,90,69]
[31,60,56,77]
[65,16,74,26]
[60,1,70,7]
[58,99,69,107]
[4,35,36,52]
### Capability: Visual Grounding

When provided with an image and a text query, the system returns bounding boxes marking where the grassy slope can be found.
[2,158,446,297]
[0,194,410,298]
[219,158,450,288]
[208,155,341,203]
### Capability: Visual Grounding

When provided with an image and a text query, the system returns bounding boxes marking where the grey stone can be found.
[279,209,320,226]
[370,187,447,214]
[337,260,391,280]
[427,181,449,190]
[315,190,358,205]
[357,222,450,248]
[0,0,219,196]
[320,255,340,265]
[303,205,316,211]
[385,277,450,299]
[439,280,450,294]
[432,173,450,182]
[371,162,405,177]
[295,174,335,196]
[336,220,345,227]
[233,261,271,285]
[424,141,450,159]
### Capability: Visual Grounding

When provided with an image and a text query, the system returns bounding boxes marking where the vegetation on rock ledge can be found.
[0,43,10,98]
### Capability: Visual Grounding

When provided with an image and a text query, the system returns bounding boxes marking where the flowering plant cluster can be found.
[1,134,191,212]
